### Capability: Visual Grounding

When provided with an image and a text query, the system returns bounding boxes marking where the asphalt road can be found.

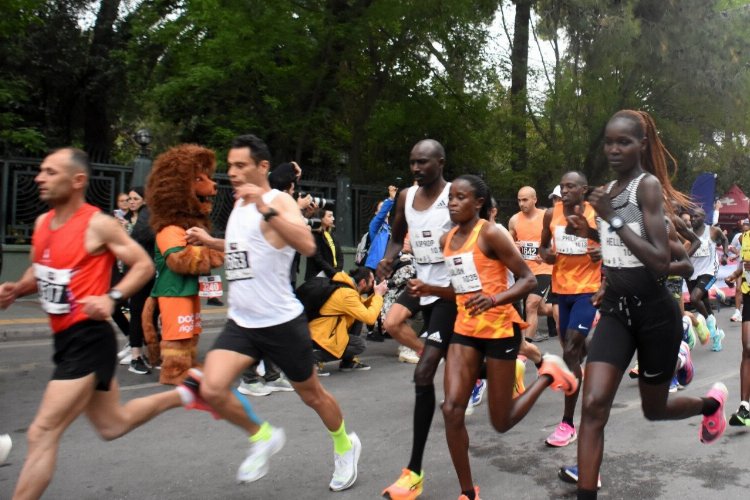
[1,306,748,499]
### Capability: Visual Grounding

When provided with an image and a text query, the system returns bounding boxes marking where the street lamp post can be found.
[131,128,153,187]
[335,152,354,247]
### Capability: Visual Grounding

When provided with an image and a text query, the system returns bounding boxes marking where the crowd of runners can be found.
[1,108,749,500]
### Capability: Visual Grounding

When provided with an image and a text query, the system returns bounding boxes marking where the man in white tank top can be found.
[378,139,457,499]
[687,207,728,347]
[185,135,361,492]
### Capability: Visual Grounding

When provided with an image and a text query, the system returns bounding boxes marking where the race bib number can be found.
[553,226,588,255]
[198,275,223,297]
[411,228,445,264]
[34,263,72,314]
[225,241,253,281]
[444,252,482,294]
[600,221,643,268]
[518,240,539,260]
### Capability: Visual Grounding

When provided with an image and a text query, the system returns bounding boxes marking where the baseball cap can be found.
[548,185,562,200]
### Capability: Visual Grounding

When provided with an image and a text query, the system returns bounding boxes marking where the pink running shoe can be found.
[677,341,694,386]
[545,421,577,447]
[180,368,221,419]
[700,382,728,444]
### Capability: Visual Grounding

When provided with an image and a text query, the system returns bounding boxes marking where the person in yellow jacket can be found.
[309,267,388,372]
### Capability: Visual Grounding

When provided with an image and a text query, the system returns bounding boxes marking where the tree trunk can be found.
[510,0,532,171]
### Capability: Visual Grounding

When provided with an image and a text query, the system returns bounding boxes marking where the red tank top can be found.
[32,204,114,333]
[443,220,526,339]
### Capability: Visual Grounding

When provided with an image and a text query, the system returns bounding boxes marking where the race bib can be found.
[693,238,711,258]
[553,226,588,255]
[444,252,482,294]
[225,241,253,281]
[34,263,72,314]
[518,240,539,261]
[411,228,445,264]
[198,275,223,297]
[600,221,643,268]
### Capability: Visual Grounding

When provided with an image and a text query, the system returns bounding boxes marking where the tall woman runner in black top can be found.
[572,110,728,500]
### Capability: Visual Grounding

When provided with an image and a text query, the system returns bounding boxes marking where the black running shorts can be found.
[394,289,421,315]
[587,288,681,385]
[450,324,522,360]
[212,315,314,383]
[421,298,458,350]
[52,320,117,391]
[743,293,750,322]
[531,274,552,299]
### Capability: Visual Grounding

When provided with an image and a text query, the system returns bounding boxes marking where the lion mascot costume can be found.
[142,144,224,385]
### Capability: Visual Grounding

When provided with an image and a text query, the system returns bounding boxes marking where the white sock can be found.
[176,386,194,406]
[741,401,750,411]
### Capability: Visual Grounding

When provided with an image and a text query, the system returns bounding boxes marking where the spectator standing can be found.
[364,185,398,271]
[305,208,343,280]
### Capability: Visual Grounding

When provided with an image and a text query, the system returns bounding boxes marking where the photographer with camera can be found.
[305,206,344,281]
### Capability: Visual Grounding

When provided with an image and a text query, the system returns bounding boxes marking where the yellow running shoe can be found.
[382,468,424,499]
[695,314,710,345]
[513,358,526,398]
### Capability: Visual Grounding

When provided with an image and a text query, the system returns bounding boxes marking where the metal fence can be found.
[1,158,385,245]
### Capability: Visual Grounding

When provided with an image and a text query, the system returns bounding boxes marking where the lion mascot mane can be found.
[143,144,224,385]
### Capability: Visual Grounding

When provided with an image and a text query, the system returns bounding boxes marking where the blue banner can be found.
[690,172,716,223]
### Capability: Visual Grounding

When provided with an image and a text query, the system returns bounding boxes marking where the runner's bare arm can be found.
[539,208,556,264]
[186,226,225,251]
[0,215,48,307]
[407,278,455,300]
[673,215,700,256]
[507,213,519,240]
[257,190,316,256]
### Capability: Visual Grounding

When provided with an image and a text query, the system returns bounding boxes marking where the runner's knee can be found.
[441,400,465,427]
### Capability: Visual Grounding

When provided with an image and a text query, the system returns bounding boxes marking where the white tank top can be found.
[404,183,453,305]
[225,190,304,328]
[690,225,717,280]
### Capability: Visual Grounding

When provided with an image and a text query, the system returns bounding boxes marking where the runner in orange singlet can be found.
[439,175,578,500]
[0,148,215,500]
[539,171,602,448]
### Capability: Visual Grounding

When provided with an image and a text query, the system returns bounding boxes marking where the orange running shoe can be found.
[538,354,578,396]
[382,468,424,499]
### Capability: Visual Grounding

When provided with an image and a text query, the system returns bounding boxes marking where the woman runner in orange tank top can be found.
[439,175,579,500]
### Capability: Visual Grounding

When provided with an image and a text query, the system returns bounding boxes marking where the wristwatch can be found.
[107,288,125,304]
[262,207,279,222]
[608,215,625,232]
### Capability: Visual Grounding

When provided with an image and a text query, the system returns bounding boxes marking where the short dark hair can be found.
[230,134,271,165]
[269,162,297,191]
[52,147,91,177]
[348,266,371,284]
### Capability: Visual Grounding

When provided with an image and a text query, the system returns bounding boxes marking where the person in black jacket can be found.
[305,208,343,280]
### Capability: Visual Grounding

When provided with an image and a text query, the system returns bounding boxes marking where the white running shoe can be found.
[236,426,286,483]
[265,377,294,392]
[329,432,361,491]
[119,353,132,365]
[237,380,272,397]
[0,434,11,463]
[398,347,420,364]
[117,343,131,360]
[730,309,742,322]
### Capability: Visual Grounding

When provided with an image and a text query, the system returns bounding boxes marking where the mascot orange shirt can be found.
[145,145,224,385]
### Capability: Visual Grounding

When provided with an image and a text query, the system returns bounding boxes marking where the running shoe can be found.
[119,353,133,365]
[676,341,694,387]
[668,376,680,393]
[398,346,420,364]
[128,356,151,375]
[317,363,331,377]
[469,379,487,407]
[682,316,696,350]
[513,358,526,398]
[237,380,272,396]
[545,421,577,447]
[729,405,750,426]
[117,342,131,360]
[538,354,578,396]
[700,382,728,444]
[339,358,371,372]
[0,434,11,464]
[265,377,294,392]
[706,314,717,339]
[180,368,221,419]
[236,426,286,483]
[382,468,424,499]
[558,465,602,489]
[628,362,639,379]
[329,432,361,491]
[695,314,710,345]
[730,309,742,322]
[711,328,725,352]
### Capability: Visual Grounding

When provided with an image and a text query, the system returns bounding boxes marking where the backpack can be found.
[295,277,352,321]
[354,231,371,265]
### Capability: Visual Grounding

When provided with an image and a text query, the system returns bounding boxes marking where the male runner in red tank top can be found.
[0,148,213,499]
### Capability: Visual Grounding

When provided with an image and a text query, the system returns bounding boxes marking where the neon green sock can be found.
[328,420,352,455]
[250,421,272,443]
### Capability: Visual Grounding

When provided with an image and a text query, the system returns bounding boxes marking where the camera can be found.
[299,192,335,209]
[305,217,322,231]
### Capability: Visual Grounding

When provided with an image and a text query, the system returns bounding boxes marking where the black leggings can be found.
[128,279,156,349]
